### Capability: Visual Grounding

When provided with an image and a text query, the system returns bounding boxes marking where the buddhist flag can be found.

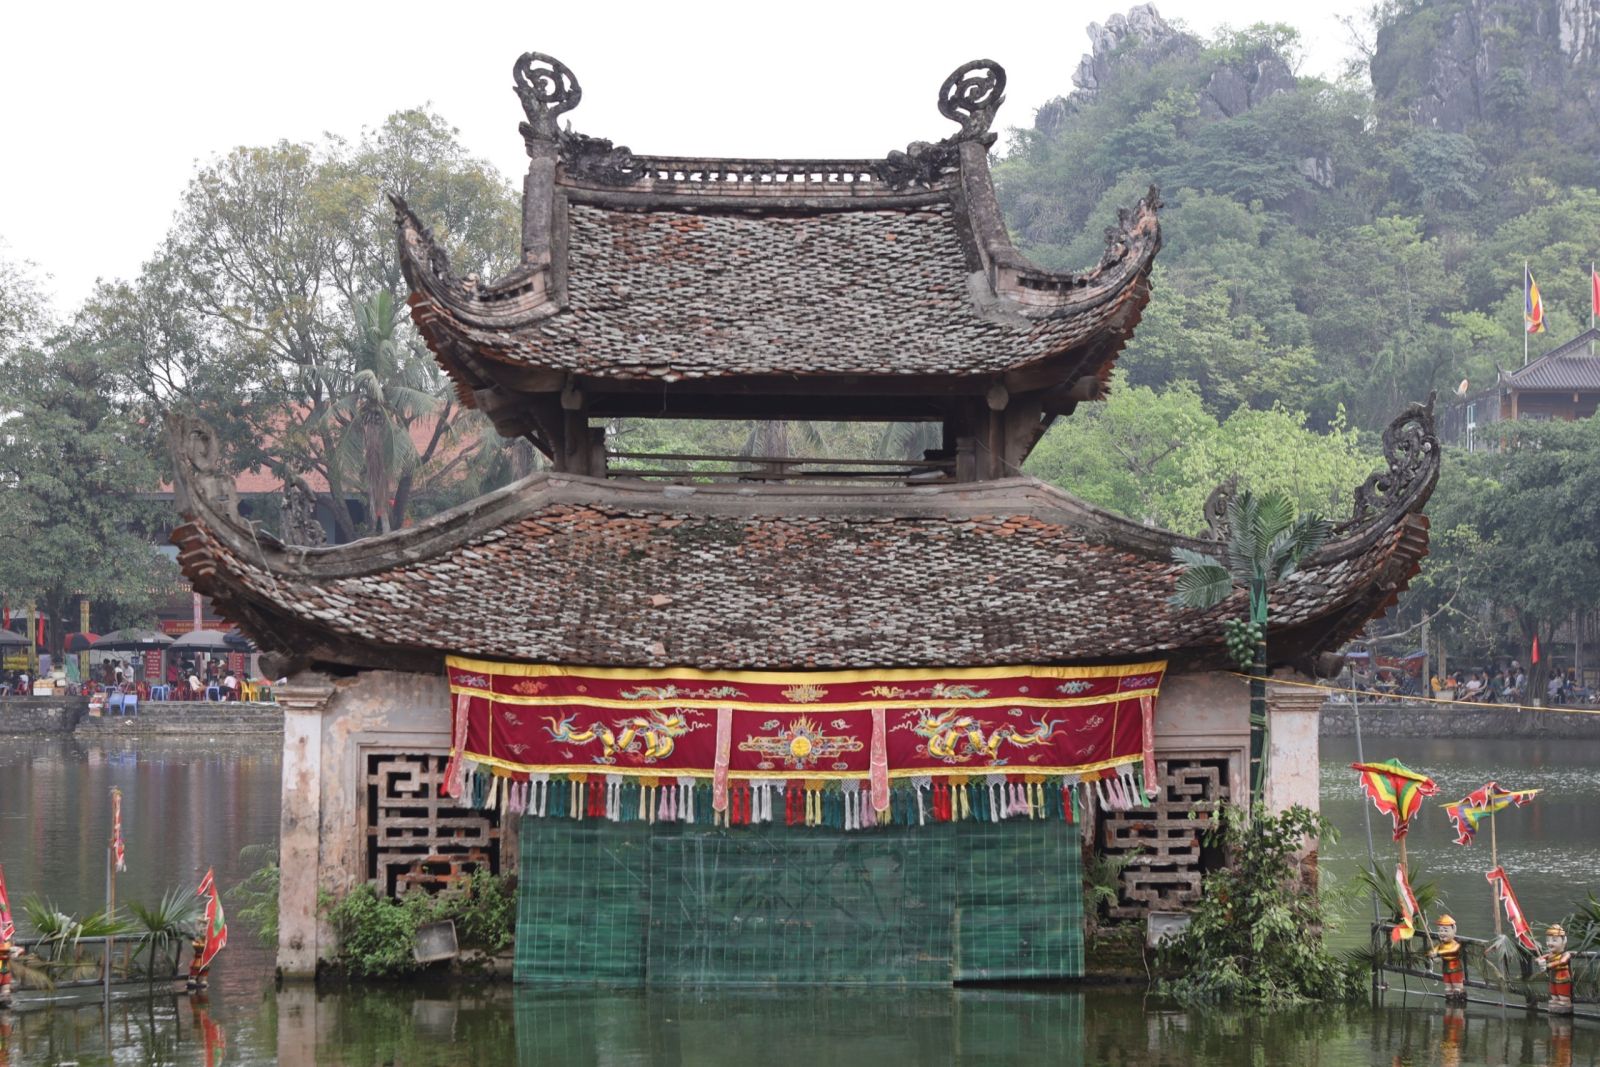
[1351,759,1438,840]
[1442,781,1539,846]
[1532,635,1541,665]
[0,863,14,943]
[1526,267,1547,334]
[1485,865,1539,952]
[196,868,228,970]
[111,787,126,872]
[1391,863,1424,943]
[1591,266,1599,318]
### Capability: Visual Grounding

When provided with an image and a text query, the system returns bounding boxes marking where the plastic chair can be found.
[205,685,222,702]
[240,680,260,703]
[150,685,170,702]
[123,695,138,716]
[107,692,125,715]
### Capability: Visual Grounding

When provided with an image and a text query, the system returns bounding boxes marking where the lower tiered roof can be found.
[169,400,1438,676]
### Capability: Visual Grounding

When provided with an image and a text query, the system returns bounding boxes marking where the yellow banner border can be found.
[462,749,1141,781]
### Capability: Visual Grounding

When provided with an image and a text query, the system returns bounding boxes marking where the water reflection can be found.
[9,985,1600,1066]
[4,736,1600,1064]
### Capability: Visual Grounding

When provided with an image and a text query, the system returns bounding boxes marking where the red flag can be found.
[111,788,126,872]
[1485,865,1539,952]
[1532,635,1541,665]
[1592,267,1599,317]
[196,868,228,969]
[0,863,14,943]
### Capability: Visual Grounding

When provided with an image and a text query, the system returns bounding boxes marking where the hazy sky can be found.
[5,0,1360,315]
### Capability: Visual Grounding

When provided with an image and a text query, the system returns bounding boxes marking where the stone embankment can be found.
[0,697,282,738]
[1319,700,1600,739]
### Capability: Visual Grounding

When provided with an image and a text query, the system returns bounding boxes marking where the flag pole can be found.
[1525,261,1531,368]
[104,790,116,1002]
[1489,806,1503,942]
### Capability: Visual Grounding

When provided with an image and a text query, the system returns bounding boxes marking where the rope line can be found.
[1230,672,1600,718]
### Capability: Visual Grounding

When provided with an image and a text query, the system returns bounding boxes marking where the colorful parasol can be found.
[1441,782,1539,846]
[1351,759,1438,840]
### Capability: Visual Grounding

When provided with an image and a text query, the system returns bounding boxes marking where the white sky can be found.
[4,0,1361,315]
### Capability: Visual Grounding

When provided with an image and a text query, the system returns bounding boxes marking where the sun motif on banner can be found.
[738,716,863,770]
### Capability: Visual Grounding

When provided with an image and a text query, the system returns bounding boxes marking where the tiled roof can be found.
[169,393,1439,675]
[403,200,1156,383]
[1502,329,1600,390]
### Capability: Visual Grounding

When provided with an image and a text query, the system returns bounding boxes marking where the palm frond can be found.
[1270,515,1333,580]
[1169,563,1234,610]
[1171,546,1226,572]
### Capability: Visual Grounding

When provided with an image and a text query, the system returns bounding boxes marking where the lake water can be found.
[1,734,1597,1065]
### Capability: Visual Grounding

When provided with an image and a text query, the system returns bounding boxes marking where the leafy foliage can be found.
[127,887,202,978]
[233,844,281,948]
[1161,804,1362,1004]
[327,873,518,978]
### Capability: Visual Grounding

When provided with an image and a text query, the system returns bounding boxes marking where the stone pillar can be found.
[1264,681,1324,816]
[276,674,335,979]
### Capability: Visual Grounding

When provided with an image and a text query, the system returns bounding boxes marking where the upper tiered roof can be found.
[396,54,1161,463]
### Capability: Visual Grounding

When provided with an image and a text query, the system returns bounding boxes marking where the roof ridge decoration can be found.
[511,51,1010,192]
[1201,395,1439,545]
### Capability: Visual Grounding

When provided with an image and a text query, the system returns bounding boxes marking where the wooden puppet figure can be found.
[1536,923,1575,1014]
[1429,915,1467,1001]
[0,936,10,1010]
[186,934,210,992]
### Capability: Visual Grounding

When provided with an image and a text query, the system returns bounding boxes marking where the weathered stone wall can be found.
[74,701,283,738]
[1320,700,1600,739]
[0,697,86,735]
[277,669,473,977]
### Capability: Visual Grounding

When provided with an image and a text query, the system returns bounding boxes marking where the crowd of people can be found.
[1430,663,1595,705]
[3,657,255,701]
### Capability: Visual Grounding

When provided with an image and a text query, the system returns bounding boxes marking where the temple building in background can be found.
[170,54,1438,984]
[1451,328,1600,450]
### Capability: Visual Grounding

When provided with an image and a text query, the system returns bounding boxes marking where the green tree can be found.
[1426,422,1600,692]
[0,335,183,655]
[89,109,519,541]
[1168,489,1331,801]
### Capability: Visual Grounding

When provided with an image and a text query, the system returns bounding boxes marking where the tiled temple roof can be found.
[401,202,1154,382]
[167,400,1439,676]
[393,55,1161,428]
[1499,329,1600,391]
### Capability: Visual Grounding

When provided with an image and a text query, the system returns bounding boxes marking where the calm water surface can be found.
[1,734,1597,1065]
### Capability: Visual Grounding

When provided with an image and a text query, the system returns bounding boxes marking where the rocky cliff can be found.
[1371,0,1600,134]
[1033,4,1297,136]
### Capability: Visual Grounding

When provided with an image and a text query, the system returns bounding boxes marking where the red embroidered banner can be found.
[447,658,1164,784]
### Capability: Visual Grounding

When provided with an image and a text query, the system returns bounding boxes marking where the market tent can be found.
[90,629,175,652]
[169,629,236,653]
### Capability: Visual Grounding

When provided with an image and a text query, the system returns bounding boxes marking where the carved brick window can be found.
[363,751,501,897]
[1098,756,1231,919]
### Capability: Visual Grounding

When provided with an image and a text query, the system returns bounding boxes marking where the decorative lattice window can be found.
[363,751,501,897]
[1099,756,1231,919]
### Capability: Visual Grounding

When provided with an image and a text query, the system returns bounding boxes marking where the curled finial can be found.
[513,52,582,141]
[1343,393,1440,531]
[938,60,1007,141]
